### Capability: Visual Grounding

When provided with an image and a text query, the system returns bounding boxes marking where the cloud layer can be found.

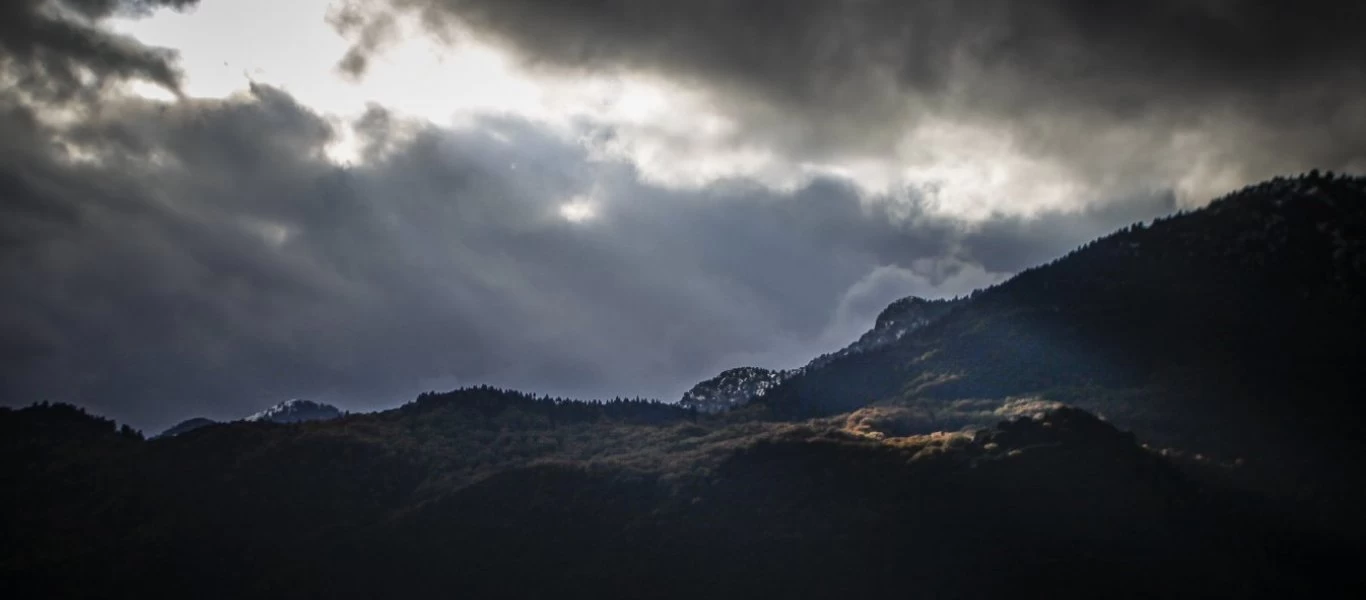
[0,0,199,100]
[341,0,1366,206]
[7,0,1355,430]
[0,76,1174,429]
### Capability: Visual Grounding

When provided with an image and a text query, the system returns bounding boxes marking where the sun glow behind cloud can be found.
[558,197,597,223]
[110,0,542,157]
[110,0,694,127]
[110,1,737,173]
[109,0,1116,221]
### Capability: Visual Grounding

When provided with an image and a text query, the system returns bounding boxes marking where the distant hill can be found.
[244,399,342,424]
[680,366,788,413]
[154,399,343,438]
[155,417,217,438]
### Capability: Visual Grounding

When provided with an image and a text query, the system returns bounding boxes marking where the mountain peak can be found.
[680,366,789,413]
[245,399,342,424]
[680,296,963,413]
[156,417,217,439]
[874,296,958,330]
[804,295,961,372]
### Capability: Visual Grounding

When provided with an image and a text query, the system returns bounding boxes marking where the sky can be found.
[3,0,1364,431]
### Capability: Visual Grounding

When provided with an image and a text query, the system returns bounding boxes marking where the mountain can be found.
[153,400,343,438]
[4,174,1366,598]
[680,366,788,413]
[681,296,961,413]
[244,399,342,424]
[155,417,217,438]
[764,173,1365,445]
[804,295,962,370]
[754,171,1366,531]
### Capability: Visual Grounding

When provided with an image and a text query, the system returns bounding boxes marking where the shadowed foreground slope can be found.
[1,395,1356,599]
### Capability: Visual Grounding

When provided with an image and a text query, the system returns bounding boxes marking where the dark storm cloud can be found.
[0,0,199,99]
[0,0,1200,432]
[0,78,1166,430]
[340,0,1366,193]
[0,0,1189,430]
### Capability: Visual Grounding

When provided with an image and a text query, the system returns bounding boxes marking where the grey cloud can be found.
[0,0,198,100]
[327,3,398,79]
[342,0,1366,200]
[0,80,1173,431]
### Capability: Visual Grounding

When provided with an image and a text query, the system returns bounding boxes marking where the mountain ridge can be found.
[244,399,342,424]
[154,399,343,438]
[761,173,1366,436]
[5,173,1365,598]
[681,295,963,413]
